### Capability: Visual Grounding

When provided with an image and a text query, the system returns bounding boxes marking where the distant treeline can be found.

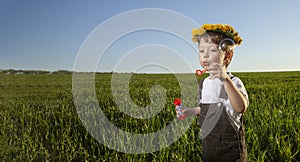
[0,69,115,74]
[0,69,70,74]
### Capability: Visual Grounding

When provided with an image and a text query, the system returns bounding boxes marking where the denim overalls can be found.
[198,78,247,162]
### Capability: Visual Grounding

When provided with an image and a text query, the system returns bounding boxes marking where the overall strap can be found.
[198,79,205,103]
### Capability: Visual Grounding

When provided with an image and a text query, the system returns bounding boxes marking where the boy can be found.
[180,24,249,162]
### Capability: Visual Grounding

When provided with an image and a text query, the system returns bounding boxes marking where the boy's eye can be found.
[209,47,218,52]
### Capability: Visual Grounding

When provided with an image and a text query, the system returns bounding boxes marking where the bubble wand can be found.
[195,69,207,76]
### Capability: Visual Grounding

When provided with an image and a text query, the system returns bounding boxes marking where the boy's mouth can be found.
[203,62,209,66]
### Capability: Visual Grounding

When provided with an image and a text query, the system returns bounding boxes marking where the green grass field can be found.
[0,72,299,161]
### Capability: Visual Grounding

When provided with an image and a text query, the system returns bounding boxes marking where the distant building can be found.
[15,72,25,75]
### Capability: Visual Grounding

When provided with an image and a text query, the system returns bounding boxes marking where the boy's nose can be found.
[202,53,209,58]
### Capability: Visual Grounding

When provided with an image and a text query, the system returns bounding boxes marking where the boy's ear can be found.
[225,50,233,59]
[223,51,233,67]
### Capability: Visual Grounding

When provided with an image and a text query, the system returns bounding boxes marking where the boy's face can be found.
[198,38,225,70]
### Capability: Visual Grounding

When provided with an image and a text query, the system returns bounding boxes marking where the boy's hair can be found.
[197,31,234,68]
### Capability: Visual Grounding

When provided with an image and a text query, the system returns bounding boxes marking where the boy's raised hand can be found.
[208,63,228,81]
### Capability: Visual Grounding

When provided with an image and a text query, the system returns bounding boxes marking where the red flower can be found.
[174,98,181,106]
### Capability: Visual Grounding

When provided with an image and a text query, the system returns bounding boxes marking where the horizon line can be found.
[1,68,300,74]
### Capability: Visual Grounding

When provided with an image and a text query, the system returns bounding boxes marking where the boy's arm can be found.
[209,63,248,113]
[223,76,248,113]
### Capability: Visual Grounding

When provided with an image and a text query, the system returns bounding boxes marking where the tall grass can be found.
[0,72,299,161]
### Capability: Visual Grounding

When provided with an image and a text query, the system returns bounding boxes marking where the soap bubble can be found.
[218,38,235,52]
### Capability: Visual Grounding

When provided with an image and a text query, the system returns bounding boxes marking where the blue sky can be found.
[1,0,300,72]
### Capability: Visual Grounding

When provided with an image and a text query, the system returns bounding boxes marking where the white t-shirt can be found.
[200,74,249,129]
